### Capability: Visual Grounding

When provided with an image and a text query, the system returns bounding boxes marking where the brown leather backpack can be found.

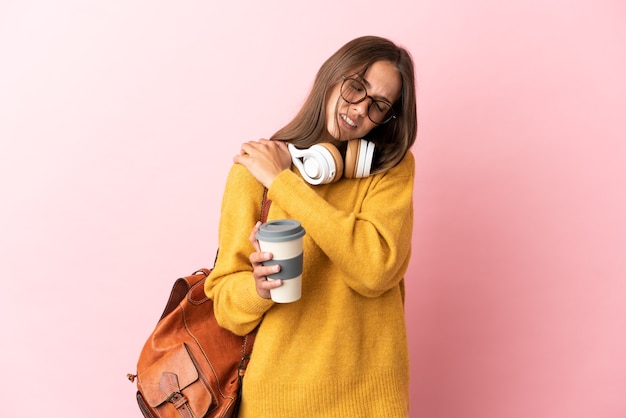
[128,268,256,418]
[128,190,270,417]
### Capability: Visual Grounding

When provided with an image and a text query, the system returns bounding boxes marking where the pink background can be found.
[1,1,625,417]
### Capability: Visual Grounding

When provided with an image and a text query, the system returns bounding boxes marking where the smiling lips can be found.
[341,113,357,128]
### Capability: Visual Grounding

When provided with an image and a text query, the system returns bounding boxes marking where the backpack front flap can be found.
[138,343,213,417]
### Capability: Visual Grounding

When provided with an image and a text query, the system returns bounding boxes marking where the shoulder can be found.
[395,150,415,172]
[225,163,261,189]
[360,150,415,198]
[222,163,266,204]
[380,149,415,180]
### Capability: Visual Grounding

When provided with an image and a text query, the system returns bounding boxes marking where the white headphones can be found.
[288,139,375,185]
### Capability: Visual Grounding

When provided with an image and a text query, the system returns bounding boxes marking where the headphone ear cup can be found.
[344,140,359,179]
[313,143,344,183]
[359,140,375,177]
[344,139,375,179]
[288,143,343,185]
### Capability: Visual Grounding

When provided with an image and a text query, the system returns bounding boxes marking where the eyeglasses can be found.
[340,76,397,125]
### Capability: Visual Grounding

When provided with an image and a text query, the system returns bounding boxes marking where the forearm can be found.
[267,154,415,296]
[204,164,274,335]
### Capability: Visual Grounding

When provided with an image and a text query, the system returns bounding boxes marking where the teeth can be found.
[341,114,356,127]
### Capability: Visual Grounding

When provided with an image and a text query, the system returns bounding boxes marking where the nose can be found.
[352,99,370,117]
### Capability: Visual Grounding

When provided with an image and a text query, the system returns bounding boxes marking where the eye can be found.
[373,101,389,114]
[348,80,364,93]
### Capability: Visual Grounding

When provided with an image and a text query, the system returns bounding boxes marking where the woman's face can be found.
[326,60,401,141]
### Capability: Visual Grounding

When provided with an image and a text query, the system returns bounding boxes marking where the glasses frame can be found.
[340,76,397,125]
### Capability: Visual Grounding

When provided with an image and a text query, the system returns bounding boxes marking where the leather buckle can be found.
[166,391,184,404]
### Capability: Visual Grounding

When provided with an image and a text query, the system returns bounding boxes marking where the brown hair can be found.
[271,35,417,173]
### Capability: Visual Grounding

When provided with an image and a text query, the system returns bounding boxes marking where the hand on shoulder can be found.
[233,139,292,188]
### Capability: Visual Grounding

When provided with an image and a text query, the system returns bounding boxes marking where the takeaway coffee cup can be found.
[255,219,306,303]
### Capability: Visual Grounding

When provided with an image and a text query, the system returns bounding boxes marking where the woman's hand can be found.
[233,139,292,188]
[249,221,283,299]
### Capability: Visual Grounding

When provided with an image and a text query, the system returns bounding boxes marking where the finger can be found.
[252,262,282,300]
[245,139,276,153]
[256,276,283,290]
[253,263,280,280]
[249,221,263,252]
[249,250,273,266]
[233,153,247,164]
[239,141,256,155]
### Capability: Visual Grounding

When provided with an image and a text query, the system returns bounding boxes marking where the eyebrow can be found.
[360,76,393,104]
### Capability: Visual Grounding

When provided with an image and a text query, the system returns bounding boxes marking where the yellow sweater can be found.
[205,151,414,417]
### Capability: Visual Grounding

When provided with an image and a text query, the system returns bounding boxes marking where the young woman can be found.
[205,35,417,417]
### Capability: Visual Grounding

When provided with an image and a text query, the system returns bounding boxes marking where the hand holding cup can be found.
[254,219,306,303]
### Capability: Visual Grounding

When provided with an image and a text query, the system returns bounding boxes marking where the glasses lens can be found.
[368,101,393,124]
[340,78,366,104]
[341,77,394,124]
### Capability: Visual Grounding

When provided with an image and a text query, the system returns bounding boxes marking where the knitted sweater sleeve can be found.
[269,151,415,298]
[204,164,274,335]
[206,151,415,335]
